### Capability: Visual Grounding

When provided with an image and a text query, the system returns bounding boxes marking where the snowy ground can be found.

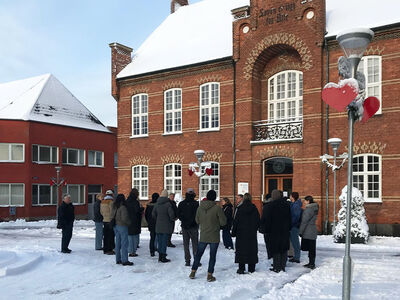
[1,220,400,300]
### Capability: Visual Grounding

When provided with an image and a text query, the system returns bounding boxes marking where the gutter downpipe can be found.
[233,60,237,209]
[325,36,330,234]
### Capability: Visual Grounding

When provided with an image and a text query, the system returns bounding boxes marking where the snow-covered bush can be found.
[333,185,369,244]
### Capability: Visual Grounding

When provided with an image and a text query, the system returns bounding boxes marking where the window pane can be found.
[62,148,67,163]
[79,150,84,165]
[0,184,9,205]
[11,145,23,161]
[52,186,57,204]
[52,147,57,163]
[201,85,209,106]
[39,146,50,162]
[0,144,9,160]
[96,152,102,166]
[32,185,38,205]
[32,145,38,162]
[80,185,85,204]
[88,185,102,193]
[68,149,77,164]
[39,185,51,204]
[11,184,24,205]
[69,186,79,204]
[88,151,95,165]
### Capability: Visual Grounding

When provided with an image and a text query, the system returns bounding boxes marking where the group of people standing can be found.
[57,186,318,281]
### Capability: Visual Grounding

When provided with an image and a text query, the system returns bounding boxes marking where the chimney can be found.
[171,0,189,14]
[109,42,133,101]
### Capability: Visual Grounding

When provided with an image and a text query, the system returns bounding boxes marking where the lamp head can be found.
[55,166,62,171]
[336,28,374,59]
[194,150,205,163]
[328,138,342,151]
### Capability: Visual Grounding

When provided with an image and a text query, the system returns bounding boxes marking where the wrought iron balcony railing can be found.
[252,119,303,143]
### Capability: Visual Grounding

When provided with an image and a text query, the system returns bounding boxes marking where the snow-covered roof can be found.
[0,74,110,133]
[118,0,400,79]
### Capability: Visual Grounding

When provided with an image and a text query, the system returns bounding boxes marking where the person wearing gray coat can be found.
[299,195,319,269]
[152,189,176,262]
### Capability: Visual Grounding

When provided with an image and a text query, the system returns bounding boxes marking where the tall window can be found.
[62,184,85,204]
[199,162,219,200]
[357,56,382,114]
[0,143,24,162]
[0,184,24,206]
[32,145,58,164]
[88,150,104,167]
[62,148,85,166]
[353,154,381,202]
[132,165,148,200]
[32,184,57,205]
[132,93,148,137]
[268,71,303,122]
[199,82,220,130]
[164,89,182,134]
[164,164,182,195]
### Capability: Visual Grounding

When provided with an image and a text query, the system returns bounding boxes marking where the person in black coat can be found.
[231,193,260,274]
[57,194,75,253]
[145,192,159,256]
[126,188,143,257]
[221,197,234,250]
[93,193,104,250]
[168,193,178,248]
[177,188,199,266]
[262,189,291,272]
[260,193,272,258]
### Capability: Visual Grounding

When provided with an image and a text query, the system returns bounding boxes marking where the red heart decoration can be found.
[205,168,213,176]
[362,97,380,123]
[322,82,358,112]
[188,169,194,176]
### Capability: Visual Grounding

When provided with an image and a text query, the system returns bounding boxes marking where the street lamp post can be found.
[188,150,212,200]
[336,28,374,300]
[52,166,65,218]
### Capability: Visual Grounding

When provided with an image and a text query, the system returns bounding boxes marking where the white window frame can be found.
[88,150,104,167]
[0,183,25,207]
[32,144,58,164]
[62,148,85,166]
[164,88,182,135]
[353,154,382,203]
[0,143,25,163]
[164,163,182,195]
[32,184,57,206]
[199,162,220,201]
[268,70,303,123]
[62,184,85,205]
[132,165,148,200]
[357,55,382,114]
[198,82,220,132]
[131,93,148,138]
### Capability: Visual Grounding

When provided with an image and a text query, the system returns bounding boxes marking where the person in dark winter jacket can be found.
[289,192,303,263]
[101,190,115,255]
[93,193,104,250]
[221,197,234,250]
[168,193,178,248]
[299,195,319,269]
[126,188,143,257]
[57,194,75,253]
[231,193,260,274]
[261,189,291,273]
[189,190,226,282]
[260,193,272,258]
[145,193,159,256]
[111,194,133,266]
[152,189,176,263]
[177,188,199,266]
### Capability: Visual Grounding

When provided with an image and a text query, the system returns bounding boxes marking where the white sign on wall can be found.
[238,182,249,195]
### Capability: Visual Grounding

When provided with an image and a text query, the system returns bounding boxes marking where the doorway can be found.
[87,185,102,219]
[264,157,293,198]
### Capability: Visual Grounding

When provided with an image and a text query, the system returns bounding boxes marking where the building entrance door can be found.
[264,157,293,198]
[88,185,102,219]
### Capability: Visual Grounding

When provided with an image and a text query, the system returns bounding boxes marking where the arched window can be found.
[164,163,182,195]
[353,154,382,202]
[199,82,220,131]
[131,93,148,137]
[132,165,148,200]
[357,55,382,114]
[268,70,303,122]
[164,88,182,134]
[199,162,219,200]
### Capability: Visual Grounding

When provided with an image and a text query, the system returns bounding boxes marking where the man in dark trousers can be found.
[168,193,178,248]
[57,194,75,253]
[177,188,199,266]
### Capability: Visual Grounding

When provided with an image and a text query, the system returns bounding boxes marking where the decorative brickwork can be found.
[365,46,385,56]
[197,75,222,85]
[129,87,149,96]
[129,156,151,166]
[161,154,184,165]
[258,145,297,160]
[346,142,387,155]
[203,152,223,162]
[162,81,184,91]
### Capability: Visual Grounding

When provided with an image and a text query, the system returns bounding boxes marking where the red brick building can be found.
[110,0,400,235]
[0,74,117,220]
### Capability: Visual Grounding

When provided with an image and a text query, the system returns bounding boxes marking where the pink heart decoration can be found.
[322,83,358,112]
[205,168,213,176]
[188,169,194,176]
[362,97,380,123]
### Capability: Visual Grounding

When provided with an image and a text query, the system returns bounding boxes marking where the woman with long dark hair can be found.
[126,188,143,257]
[221,197,234,250]
[145,192,159,256]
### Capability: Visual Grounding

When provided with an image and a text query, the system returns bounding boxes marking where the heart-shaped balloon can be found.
[362,96,380,123]
[322,82,358,112]
[188,169,194,176]
[205,168,213,176]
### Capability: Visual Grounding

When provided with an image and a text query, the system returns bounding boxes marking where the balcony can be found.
[251,119,303,144]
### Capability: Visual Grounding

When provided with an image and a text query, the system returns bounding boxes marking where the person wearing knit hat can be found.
[152,189,176,263]
[189,190,226,282]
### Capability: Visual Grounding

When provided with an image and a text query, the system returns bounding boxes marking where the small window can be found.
[164,164,182,195]
[0,183,24,206]
[0,143,24,162]
[62,184,85,204]
[32,184,57,205]
[199,83,220,131]
[62,148,85,166]
[353,154,381,202]
[132,165,148,200]
[357,56,382,114]
[132,93,148,137]
[114,152,118,168]
[32,145,58,164]
[199,162,219,200]
[88,150,104,167]
[164,89,182,134]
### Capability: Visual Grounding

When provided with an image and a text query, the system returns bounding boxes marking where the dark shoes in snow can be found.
[237,269,245,275]
[167,243,176,248]
[129,253,138,257]
[61,249,72,254]
[185,261,191,267]
[159,254,171,263]
[189,270,196,279]
[150,252,155,257]
[304,263,315,269]
[207,273,216,282]
[122,261,134,266]
[289,258,300,263]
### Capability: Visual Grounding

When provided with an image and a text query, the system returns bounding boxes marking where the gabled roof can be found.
[117,0,400,79]
[0,74,110,133]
